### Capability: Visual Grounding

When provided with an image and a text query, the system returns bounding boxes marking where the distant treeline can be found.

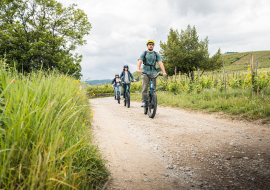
[224,52,238,54]
[85,79,112,86]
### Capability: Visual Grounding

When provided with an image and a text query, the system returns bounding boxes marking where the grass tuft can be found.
[0,60,109,189]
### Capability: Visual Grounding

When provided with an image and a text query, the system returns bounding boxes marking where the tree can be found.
[0,0,91,79]
[160,25,222,77]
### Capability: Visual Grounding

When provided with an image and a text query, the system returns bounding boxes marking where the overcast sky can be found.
[59,0,270,80]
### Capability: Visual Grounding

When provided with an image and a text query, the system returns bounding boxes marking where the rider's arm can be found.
[137,60,143,73]
[111,78,115,85]
[158,61,167,76]
[111,78,115,87]
[119,72,123,79]
[156,52,167,76]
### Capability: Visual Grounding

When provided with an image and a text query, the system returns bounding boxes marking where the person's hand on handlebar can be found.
[133,79,136,82]
[138,70,142,74]
[158,72,167,76]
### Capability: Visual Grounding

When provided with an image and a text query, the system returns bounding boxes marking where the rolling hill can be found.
[221,50,270,72]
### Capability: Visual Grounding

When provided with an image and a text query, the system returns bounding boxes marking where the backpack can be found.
[143,51,157,71]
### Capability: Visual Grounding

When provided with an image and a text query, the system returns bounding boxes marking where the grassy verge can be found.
[131,88,270,121]
[0,62,109,189]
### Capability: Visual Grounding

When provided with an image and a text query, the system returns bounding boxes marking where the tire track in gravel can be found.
[90,97,270,190]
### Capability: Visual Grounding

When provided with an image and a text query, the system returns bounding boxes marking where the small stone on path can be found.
[142,178,149,182]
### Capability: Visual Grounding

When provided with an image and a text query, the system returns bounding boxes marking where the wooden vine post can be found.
[179,71,181,91]
[215,70,217,87]
[175,66,177,93]
[251,54,254,96]
[223,60,226,92]
[255,59,258,77]
[197,67,199,84]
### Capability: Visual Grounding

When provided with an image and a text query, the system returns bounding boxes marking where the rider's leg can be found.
[114,87,117,97]
[141,74,149,103]
[118,86,122,97]
[122,84,126,98]
[126,84,130,97]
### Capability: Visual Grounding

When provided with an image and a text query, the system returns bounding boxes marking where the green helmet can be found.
[146,40,155,46]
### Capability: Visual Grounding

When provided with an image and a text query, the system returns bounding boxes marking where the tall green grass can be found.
[131,88,270,120]
[0,61,109,189]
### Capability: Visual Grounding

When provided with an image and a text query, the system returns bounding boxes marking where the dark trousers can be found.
[122,83,130,98]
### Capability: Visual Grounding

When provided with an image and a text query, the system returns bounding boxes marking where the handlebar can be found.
[121,81,134,85]
[142,72,163,79]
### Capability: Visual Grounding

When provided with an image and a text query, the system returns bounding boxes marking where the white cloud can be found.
[59,0,270,80]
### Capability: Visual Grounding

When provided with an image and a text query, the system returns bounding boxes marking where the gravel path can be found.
[90,97,270,190]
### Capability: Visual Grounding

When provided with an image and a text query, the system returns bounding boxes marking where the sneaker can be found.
[141,102,146,107]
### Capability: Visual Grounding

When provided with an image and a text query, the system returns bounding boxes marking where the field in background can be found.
[134,50,270,81]
[84,50,270,86]
[88,68,270,94]
[0,60,109,189]
[89,67,270,122]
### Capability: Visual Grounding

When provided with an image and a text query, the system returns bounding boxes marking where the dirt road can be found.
[91,97,270,190]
